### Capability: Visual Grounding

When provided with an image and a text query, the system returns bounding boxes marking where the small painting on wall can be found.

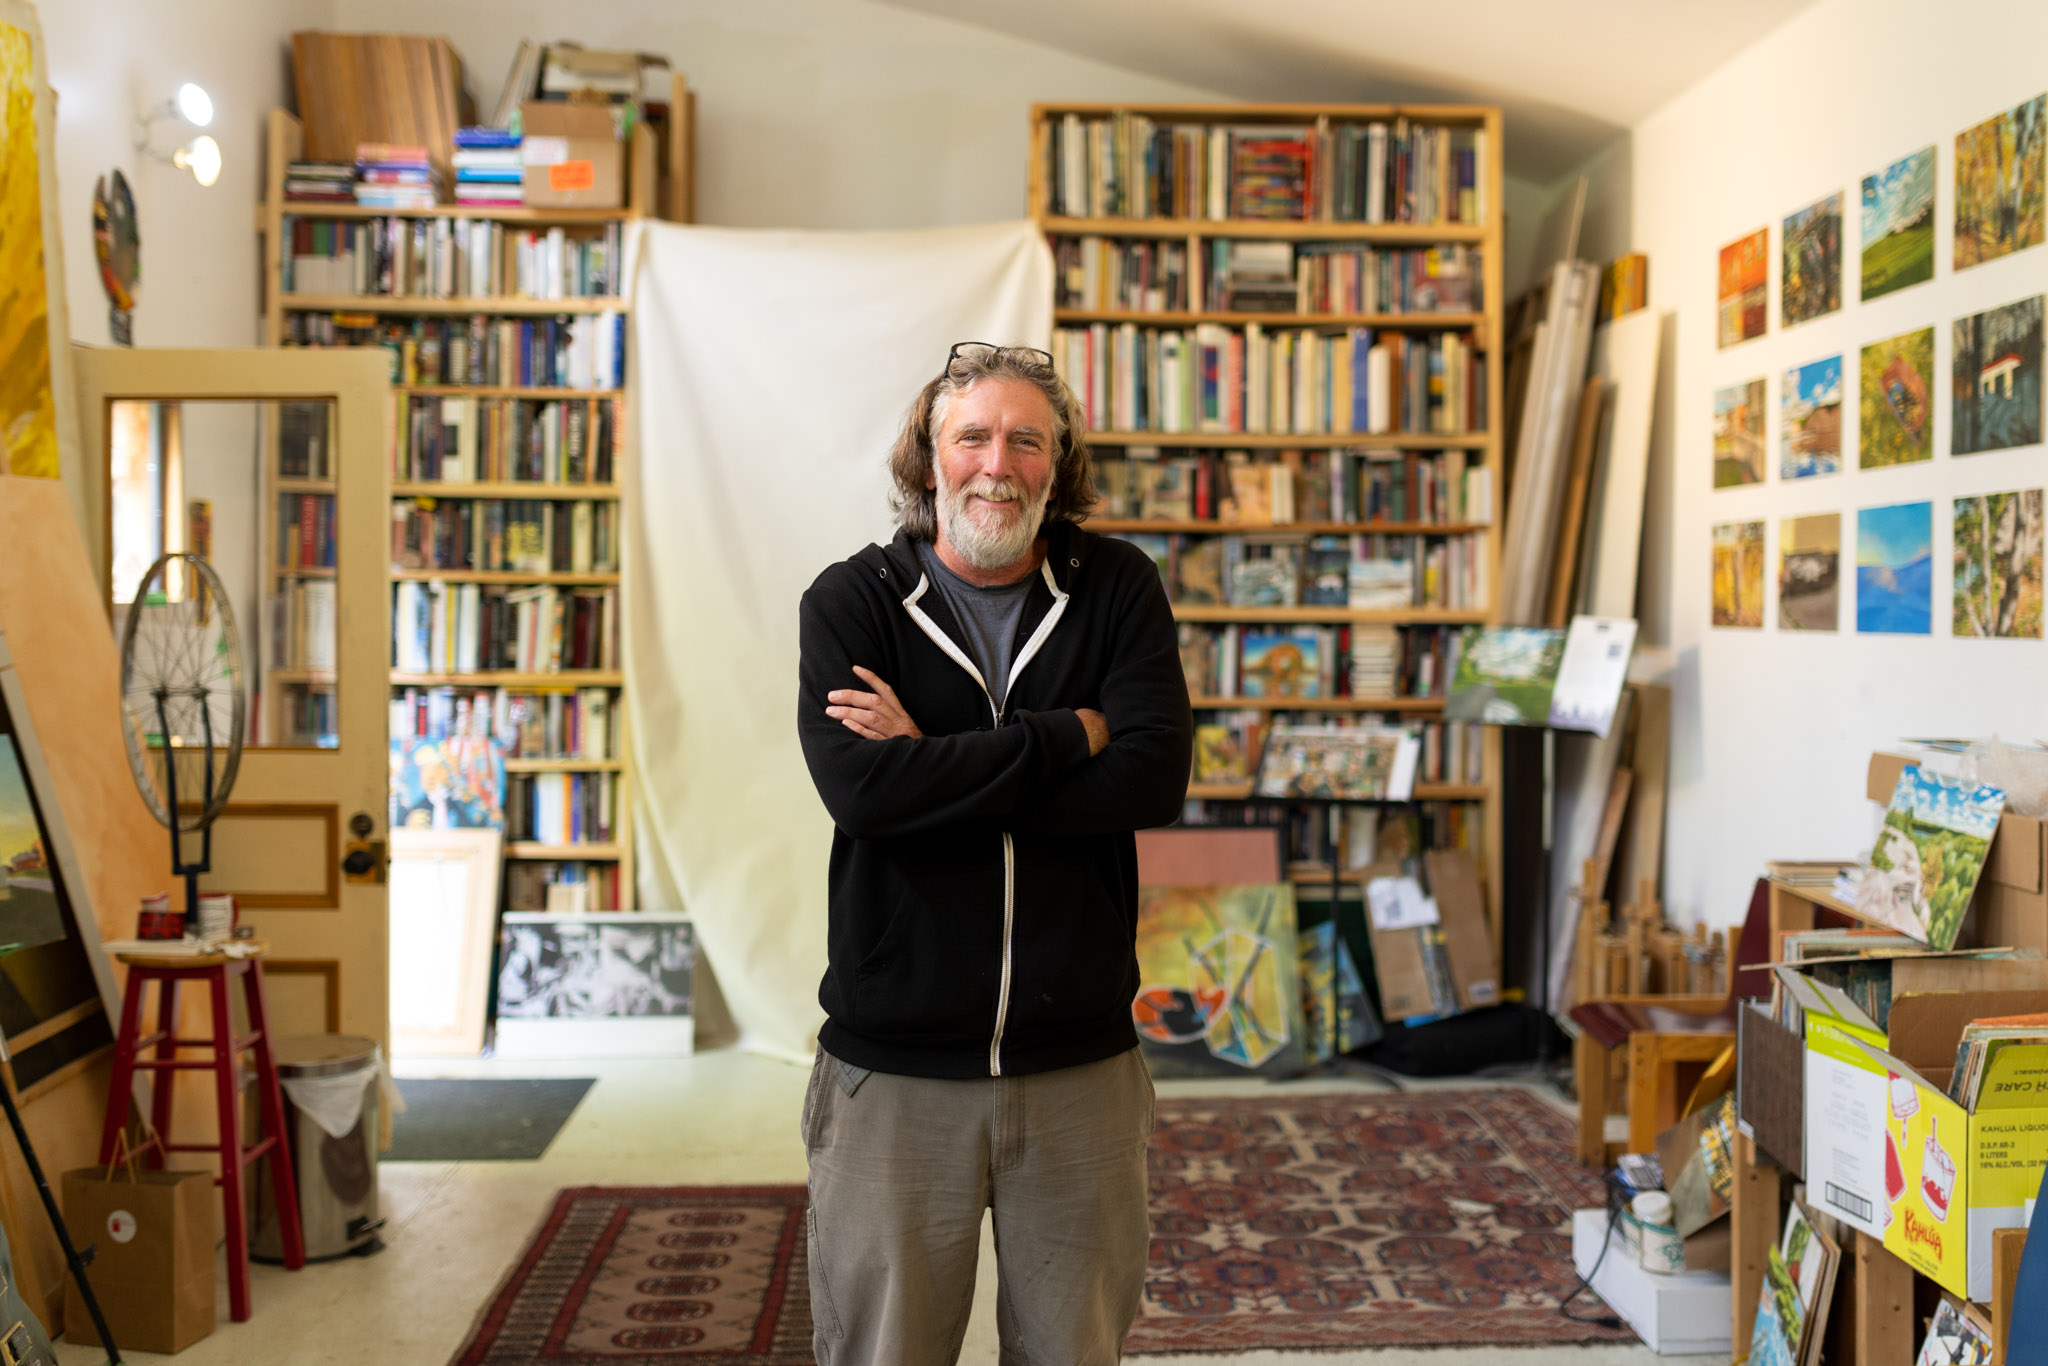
[1782,356,1842,479]
[1713,378,1766,488]
[1718,228,1768,347]
[1954,489,2044,639]
[1782,192,1842,326]
[1955,94,2045,269]
[1711,520,1765,628]
[0,14,60,478]
[1952,296,2043,455]
[1779,513,1840,632]
[1857,502,1933,635]
[1861,146,1935,300]
[1859,328,1935,469]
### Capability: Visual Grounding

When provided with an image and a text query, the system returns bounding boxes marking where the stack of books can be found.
[453,127,523,209]
[1349,624,1399,696]
[354,143,440,210]
[282,160,354,203]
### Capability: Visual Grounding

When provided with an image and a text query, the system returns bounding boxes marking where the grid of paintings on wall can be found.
[1708,92,2048,642]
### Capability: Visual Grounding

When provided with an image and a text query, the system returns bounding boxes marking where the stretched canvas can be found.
[499,912,696,1019]
[1132,884,1305,1078]
[390,735,505,829]
[1858,502,1933,634]
[0,6,65,478]
[1712,520,1765,628]
[1954,489,2044,638]
[1713,378,1766,488]
[1956,94,2046,269]
[1952,296,2043,455]
[1860,328,1935,468]
[1779,513,1840,632]
[1718,227,1768,347]
[1444,625,1564,725]
[1782,356,1842,478]
[1862,147,1936,300]
[1856,766,2006,949]
[1782,192,1842,325]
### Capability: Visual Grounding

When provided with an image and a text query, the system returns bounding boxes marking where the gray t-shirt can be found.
[916,539,1034,708]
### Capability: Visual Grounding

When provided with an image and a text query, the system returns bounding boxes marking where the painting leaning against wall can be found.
[0,14,58,479]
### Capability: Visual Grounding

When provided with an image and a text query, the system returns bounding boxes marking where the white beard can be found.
[936,468,1050,570]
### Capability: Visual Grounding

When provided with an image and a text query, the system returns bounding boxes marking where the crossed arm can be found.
[827,665,1109,755]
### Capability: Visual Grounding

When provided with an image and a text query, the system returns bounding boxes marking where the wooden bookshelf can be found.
[390,569,620,586]
[395,386,624,398]
[392,482,621,500]
[1034,100,1506,943]
[279,294,628,316]
[388,671,625,688]
[504,757,625,774]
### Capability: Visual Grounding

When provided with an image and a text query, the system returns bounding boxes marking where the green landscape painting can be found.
[1861,146,1935,300]
[1860,328,1935,468]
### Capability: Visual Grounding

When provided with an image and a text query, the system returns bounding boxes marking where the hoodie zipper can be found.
[901,559,1071,1076]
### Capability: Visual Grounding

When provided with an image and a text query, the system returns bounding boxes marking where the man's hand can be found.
[1076,708,1109,757]
[827,666,923,741]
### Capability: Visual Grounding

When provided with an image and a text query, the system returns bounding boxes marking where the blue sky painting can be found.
[1857,501,1933,634]
[1781,355,1843,478]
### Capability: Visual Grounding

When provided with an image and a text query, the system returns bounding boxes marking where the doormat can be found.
[384,1078,596,1162]
[1128,1087,1633,1352]
[452,1185,812,1364]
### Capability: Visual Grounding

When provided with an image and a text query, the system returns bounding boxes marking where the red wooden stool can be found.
[98,941,304,1322]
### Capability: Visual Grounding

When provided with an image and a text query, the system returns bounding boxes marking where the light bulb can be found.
[174,135,221,188]
[176,83,213,127]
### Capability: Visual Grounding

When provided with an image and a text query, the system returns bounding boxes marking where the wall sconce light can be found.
[135,82,221,187]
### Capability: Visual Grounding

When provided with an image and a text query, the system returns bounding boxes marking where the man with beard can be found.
[796,343,1192,1364]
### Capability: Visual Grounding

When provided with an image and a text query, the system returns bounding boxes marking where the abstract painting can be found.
[1713,378,1766,488]
[1860,328,1935,468]
[1779,512,1840,632]
[1954,489,2044,638]
[1718,227,1768,347]
[1861,146,1935,300]
[1782,192,1842,325]
[1712,521,1765,628]
[1782,356,1842,479]
[1857,502,1933,635]
[390,735,506,829]
[0,13,58,477]
[1952,296,2043,455]
[1956,94,2046,269]
[1133,884,1306,1078]
[1856,766,2005,949]
[499,913,695,1019]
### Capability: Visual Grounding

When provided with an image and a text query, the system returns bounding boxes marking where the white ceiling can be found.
[876,0,1822,181]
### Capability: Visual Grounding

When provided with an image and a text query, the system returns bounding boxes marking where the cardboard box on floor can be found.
[520,101,623,208]
[1868,752,2048,951]
[1362,850,1499,1022]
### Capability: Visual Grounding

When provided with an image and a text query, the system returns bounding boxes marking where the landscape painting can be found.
[1856,766,2006,950]
[1952,296,2043,455]
[1779,512,1840,631]
[1133,884,1306,1079]
[1956,95,2046,269]
[1857,502,1933,635]
[1714,378,1766,488]
[1782,356,1842,479]
[1718,227,1768,347]
[0,17,58,478]
[1444,625,1565,725]
[1861,146,1935,300]
[0,735,64,951]
[1954,489,2044,639]
[1712,521,1765,628]
[1782,192,1842,325]
[1860,328,1935,468]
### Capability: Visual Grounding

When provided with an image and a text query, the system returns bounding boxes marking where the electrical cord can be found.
[1557,1168,1629,1331]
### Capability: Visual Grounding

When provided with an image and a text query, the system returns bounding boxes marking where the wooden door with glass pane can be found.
[74,347,392,1052]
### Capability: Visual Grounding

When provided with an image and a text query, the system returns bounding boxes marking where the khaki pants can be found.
[801,1046,1154,1366]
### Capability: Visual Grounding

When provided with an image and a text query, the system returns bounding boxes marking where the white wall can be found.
[1624,0,2048,931]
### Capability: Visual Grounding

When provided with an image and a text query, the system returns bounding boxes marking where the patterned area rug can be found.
[1130,1087,1633,1351]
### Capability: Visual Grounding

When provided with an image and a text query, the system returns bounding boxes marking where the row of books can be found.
[1177,622,1467,700]
[1119,531,1488,610]
[453,125,523,208]
[274,685,338,749]
[506,860,622,912]
[278,401,332,479]
[1054,237,1481,316]
[281,216,626,300]
[270,580,337,672]
[392,582,620,675]
[1044,112,1487,225]
[391,499,619,575]
[1095,448,1491,526]
[1191,711,1483,787]
[277,493,336,570]
[391,685,619,761]
[1054,323,1486,437]
[505,771,618,847]
[283,311,626,391]
[393,395,620,484]
[1177,795,1479,874]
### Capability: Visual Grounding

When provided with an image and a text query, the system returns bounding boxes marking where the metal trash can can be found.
[251,1035,385,1262]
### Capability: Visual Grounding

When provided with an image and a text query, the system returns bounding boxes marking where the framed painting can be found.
[497,911,696,1058]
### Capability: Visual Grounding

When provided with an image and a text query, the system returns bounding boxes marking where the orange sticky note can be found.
[549,160,596,192]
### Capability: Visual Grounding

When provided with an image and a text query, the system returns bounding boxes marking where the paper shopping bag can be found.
[61,1165,214,1353]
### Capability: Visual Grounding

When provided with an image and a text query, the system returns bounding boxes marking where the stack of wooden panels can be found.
[290,32,464,174]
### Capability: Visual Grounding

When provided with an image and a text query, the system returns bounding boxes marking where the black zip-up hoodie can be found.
[797,520,1193,1079]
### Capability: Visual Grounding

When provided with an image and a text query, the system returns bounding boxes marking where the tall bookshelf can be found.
[1029,101,1506,944]
[257,101,687,914]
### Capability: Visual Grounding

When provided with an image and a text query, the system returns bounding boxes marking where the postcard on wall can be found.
[1133,884,1306,1079]
[1860,328,1935,468]
[1955,93,2045,270]
[1444,625,1565,726]
[1779,512,1841,632]
[1857,501,1933,635]
[1854,765,2006,949]
[1253,723,1418,802]
[1952,295,2044,455]
[1713,378,1766,488]
[1954,489,2044,639]
[1862,146,1935,301]
[1781,357,1842,479]
[1782,192,1842,326]
[1712,520,1765,628]
[1545,615,1636,738]
[1718,227,1768,347]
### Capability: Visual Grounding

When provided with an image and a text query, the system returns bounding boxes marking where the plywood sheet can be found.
[1578,309,1663,619]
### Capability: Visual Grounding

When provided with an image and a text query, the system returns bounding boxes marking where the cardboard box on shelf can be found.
[1868,752,2048,952]
[520,101,623,209]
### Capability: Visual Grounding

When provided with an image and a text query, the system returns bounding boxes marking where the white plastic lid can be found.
[1631,1191,1674,1226]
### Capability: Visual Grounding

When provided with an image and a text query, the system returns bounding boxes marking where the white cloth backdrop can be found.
[627,220,1053,1062]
